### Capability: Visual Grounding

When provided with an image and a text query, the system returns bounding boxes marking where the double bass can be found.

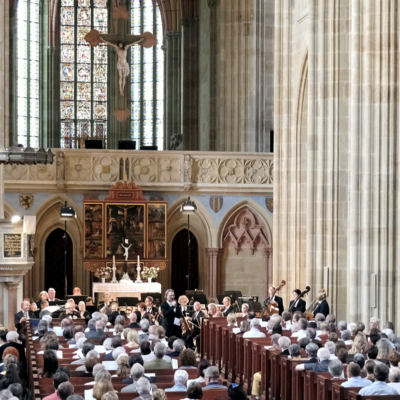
[263,280,286,316]
[304,288,326,320]
[288,286,311,313]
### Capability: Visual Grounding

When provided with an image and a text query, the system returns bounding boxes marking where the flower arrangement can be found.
[141,266,159,279]
[94,265,112,280]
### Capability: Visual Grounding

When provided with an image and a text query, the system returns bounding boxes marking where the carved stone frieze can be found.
[4,150,273,194]
[223,207,270,254]
[66,156,91,181]
[131,157,157,182]
[159,158,182,183]
[93,156,119,182]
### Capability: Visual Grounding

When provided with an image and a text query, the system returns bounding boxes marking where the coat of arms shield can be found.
[20,194,34,210]
[210,196,223,213]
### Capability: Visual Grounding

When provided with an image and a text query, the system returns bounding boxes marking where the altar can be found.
[93,282,161,302]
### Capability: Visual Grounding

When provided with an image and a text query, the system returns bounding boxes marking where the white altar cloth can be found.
[92,282,161,300]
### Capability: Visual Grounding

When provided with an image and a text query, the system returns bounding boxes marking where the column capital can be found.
[205,247,224,257]
[5,281,20,290]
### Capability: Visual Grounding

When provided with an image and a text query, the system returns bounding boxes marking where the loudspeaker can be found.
[85,140,103,149]
[118,140,136,150]
[140,145,158,151]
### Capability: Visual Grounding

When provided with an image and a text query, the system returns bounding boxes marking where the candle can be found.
[125,239,128,244]
[137,255,140,264]
[113,255,115,267]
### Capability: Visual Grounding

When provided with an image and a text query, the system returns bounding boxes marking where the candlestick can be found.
[137,255,140,264]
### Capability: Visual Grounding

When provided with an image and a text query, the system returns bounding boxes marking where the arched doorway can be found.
[171,229,199,296]
[45,228,73,299]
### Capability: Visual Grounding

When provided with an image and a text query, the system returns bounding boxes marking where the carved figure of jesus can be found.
[121,243,132,261]
[100,37,144,95]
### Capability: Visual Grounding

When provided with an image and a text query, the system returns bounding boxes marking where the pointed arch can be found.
[30,194,88,299]
[3,202,19,220]
[161,197,216,292]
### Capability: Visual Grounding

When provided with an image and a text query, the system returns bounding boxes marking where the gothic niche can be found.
[222,208,270,254]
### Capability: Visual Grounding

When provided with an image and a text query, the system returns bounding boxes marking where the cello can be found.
[262,280,286,316]
[287,286,311,313]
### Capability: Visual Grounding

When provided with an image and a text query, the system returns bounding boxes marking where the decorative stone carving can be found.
[182,16,199,27]
[207,0,218,9]
[29,163,56,181]
[4,165,28,181]
[66,157,91,181]
[4,150,274,194]
[131,157,157,182]
[93,156,119,182]
[159,158,181,183]
[223,208,270,254]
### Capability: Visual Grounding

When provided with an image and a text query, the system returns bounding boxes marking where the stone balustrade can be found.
[4,149,273,194]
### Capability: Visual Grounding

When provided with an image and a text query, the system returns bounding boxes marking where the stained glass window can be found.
[17,0,40,148]
[131,0,164,150]
[60,0,108,148]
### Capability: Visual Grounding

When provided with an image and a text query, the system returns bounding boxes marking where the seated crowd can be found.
[5,287,400,400]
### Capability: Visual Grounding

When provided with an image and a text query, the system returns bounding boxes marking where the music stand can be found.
[86,305,97,315]
[185,290,208,305]
[66,295,88,304]
[117,297,139,307]
[216,294,225,305]
[140,293,162,305]
[49,300,67,306]
[223,290,242,303]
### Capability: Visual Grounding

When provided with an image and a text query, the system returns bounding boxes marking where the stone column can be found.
[182,16,199,150]
[0,0,10,148]
[205,248,224,298]
[164,31,182,150]
[261,248,273,290]
[348,0,400,327]
[0,276,22,330]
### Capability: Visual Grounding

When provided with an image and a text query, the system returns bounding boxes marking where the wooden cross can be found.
[84,5,156,122]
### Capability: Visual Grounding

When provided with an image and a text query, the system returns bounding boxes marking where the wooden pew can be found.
[332,381,362,400]
[316,373,346,400]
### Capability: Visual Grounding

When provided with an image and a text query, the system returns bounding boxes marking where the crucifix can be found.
[84,4,157,122]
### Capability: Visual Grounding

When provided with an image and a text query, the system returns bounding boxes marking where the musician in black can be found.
[185,301,204,350]
[144,296,158,316]
[178,295,193,317]
[289,289,307,313]
[265,285,284,315]
[312,290,330,317]
[221,297,235,316]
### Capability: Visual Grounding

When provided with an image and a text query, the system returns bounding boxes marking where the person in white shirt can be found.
[325,341,338,360]
[292,318,308,338]
[243,318,266,338]
[388,368,400,394]
[342,363,372,388]
[359,364,398,395]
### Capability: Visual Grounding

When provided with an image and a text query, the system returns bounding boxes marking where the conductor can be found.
[161,289,182,337]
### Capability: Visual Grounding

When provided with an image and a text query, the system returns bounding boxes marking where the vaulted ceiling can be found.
[157,0,199,32]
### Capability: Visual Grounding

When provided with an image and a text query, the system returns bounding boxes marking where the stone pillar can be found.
[0,0,10,148]
[182,16,199,151]
[4,280,21,330]
[261,248,273,290]
[205,248,224,298]
[164,31,182,150]
[348,0,400,327]
[0,165,4,220]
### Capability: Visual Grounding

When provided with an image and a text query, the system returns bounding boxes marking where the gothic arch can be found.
[217,199,273,300]
[3,202,19,220]
[163,197,216,292]
[30,194,89,298]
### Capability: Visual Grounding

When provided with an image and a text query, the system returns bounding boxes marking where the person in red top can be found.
[42,371,69,400]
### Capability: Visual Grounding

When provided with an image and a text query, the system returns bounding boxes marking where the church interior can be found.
[1,0,400,399]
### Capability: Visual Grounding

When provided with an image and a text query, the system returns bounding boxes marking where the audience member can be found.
[359,364,398,395]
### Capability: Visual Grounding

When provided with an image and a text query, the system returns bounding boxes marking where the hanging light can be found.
[180,197,197,214]
[11,215,21,223]
[60,201,76,219]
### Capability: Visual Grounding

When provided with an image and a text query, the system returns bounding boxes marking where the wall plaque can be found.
[4,234,22,258]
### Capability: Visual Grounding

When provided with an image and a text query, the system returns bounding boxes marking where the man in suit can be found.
[161,289,182,337]
[15,299,36,331]
[289,289,307,313]
[143,343,172,370]
[47,288,60,302]
[312,290,330,317]
[278,336,291,355]
[84,319,104,339]
[221,297,235,316]
[185,301,204,350]
[265,285,284,315]
[127,312,140,329]
[144,296,158,316]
